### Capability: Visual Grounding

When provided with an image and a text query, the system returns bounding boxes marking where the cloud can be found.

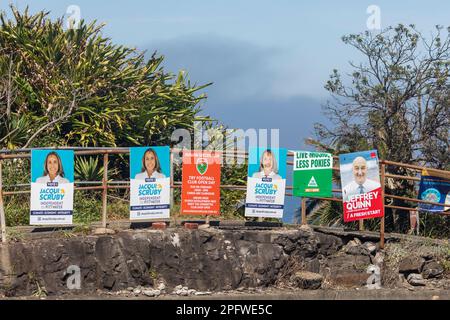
[145,34,280,100]
[143,34,334,224]
[143,34,330,149]
[210,95,326,149]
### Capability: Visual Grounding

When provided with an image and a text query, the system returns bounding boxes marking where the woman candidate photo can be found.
[252,149,282,180]
[134,148,166,179]
[36,151,70,184]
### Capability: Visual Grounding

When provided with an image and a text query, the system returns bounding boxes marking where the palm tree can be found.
[0,5,212,149]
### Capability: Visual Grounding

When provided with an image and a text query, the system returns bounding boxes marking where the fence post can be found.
[101,153,109,229]
[170,150,174,209]
[170,149,178,227]
[301,197,307,225]
[359,219,364,231]
[380,163,386,249]
[0,159,7,243]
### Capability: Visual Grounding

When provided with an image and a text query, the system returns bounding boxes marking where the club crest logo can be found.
[196,158,208,175]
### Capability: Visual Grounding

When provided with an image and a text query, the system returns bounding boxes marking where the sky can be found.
[2,0,449,222]
[3,0,449,147]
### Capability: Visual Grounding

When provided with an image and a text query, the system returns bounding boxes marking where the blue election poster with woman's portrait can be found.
[129,146,170,220]
[30,150,74,225]
[245,147,287,218]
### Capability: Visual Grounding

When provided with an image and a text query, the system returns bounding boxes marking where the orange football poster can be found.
[181,150,221,215]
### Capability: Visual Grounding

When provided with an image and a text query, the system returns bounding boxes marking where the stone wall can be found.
[0,226,447,296]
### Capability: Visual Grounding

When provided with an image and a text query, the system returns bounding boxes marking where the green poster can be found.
[292,151,333,197]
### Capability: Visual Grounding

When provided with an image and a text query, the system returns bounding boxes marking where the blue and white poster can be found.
[418,169,450,213]
[129,146,170,220]
[30,150,74,225]
[245,147,287,218]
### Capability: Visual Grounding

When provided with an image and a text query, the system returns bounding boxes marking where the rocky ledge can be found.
[0,225,448,297]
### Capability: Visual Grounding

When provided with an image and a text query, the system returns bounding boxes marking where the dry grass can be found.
[382,238,450,287]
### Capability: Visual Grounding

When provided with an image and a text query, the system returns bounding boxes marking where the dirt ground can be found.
[2,287,449,300]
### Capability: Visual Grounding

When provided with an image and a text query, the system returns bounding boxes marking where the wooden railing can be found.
[0,147,448,247]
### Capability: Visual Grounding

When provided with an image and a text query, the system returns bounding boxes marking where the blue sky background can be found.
[130,146,170,178]
[4,1,449,222]
[248,147,287,179]
[4,0,450,150]
[339,150,380,185]
[31,150,74,182]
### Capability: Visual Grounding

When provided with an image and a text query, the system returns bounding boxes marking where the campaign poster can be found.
[130,146,170,220]
[245,147,287,218]
[292,151,333,197]
[30,150,74,225]
[181,150,221,215]
[339,150,384,222]
[418,169,450,213]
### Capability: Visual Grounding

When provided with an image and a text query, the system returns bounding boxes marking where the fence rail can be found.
[0,147,449,246]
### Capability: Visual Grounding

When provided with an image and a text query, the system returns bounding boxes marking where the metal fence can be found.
[0,147,449,247]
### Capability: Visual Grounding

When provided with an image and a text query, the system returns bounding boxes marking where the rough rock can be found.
[1,227,446,297]
[363,242,377,254]
[173,285,183,291]
[176,289,189,296]
[407,273,426,286]
[325,254,371,287]
[422,261,444,279]
[315,233,343,255]
[372,251,384,266]
[157,282,166,292]
[342,239,370,256]
[299,225,314,234]
[143,289,161,297]
[399,256,425,273]
[420,252,434,261]
[304,258,320,274]
[133,288,141,294]
[290,271,323,290]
